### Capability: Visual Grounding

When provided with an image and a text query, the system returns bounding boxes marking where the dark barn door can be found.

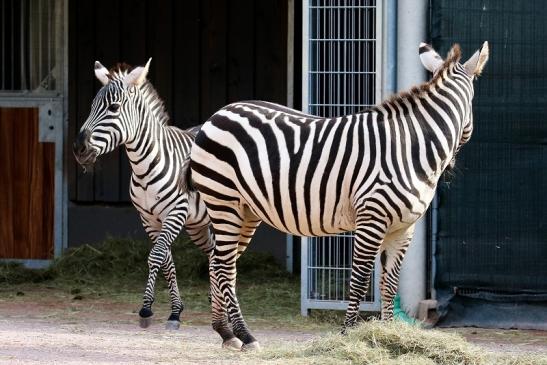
[431,0,547,327]
[0,108,55,260]
[67,0,290,261]
[68,0,288,203]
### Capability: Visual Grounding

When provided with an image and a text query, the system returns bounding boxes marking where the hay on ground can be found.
[257,320,547,365]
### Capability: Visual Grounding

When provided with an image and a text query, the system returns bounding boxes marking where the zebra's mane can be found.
[368,44,462,113]
[107,63,171,126]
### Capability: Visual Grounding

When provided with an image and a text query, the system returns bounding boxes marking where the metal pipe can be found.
[430,194,439,300]
[396,0,428,318]
[384,0,397,97]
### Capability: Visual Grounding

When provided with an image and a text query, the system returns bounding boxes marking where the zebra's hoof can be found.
[241,341,261,352]
[165,320,180,330]
[139,316,153,328]
[222,337,243,351]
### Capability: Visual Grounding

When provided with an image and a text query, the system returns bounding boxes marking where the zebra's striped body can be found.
[190,43,489,349]
[73,60,214,329]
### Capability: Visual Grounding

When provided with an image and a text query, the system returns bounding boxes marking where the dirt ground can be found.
[1,290,546,364]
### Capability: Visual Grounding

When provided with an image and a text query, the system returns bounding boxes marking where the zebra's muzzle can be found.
[73,129,98,170]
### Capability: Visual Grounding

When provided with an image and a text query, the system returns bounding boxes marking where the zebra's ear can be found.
[463,41,489,77]
[123,58,151,87]
[419,43,444,73]
[94,61,110,86]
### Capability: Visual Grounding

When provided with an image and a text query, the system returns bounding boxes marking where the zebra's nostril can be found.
[74,129,92,156]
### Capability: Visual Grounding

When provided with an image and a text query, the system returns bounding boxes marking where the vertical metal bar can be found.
[315,3,318,115]
[344,235,347,301]
[353,4,356,112]
[301,238,309,316]
[342,4,346,116]
[38,0,42,87]
[325,0,328,116]
[302,0,309,113]
[19,0,26,89]
[287,0,294,109]
[301,0,309,317]
[2,0,5,89]
[321,233,325,299]
[328,0,331,117]
[336,4,340,117]
[48,0,52,89]
[10,0,14,89]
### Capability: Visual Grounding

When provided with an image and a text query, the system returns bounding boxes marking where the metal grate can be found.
[307,232,374,302]
[301,0,381,314]
[1,0,60,93]
[307,0,377,117]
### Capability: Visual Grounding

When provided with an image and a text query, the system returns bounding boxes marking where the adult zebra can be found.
[190,42,489,350]
[73,60,214,330]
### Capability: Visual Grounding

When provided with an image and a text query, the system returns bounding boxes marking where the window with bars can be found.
[1,0,61,93]
[302,0,381,312]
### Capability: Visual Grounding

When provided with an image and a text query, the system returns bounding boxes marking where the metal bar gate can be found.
[300,0,383,315]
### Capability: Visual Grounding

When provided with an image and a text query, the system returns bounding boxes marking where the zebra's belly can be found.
[131,185,176,226]
[238,190,356,237]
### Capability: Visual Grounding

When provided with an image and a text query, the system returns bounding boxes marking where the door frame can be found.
[0,98,66,268]
[0,0,68,268]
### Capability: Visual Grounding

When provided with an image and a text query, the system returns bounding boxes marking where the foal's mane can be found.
[368,44,462,113]
[107,63,171,126]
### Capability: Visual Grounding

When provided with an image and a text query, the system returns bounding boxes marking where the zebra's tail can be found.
[184,124,203,139]
[178,156,196,193]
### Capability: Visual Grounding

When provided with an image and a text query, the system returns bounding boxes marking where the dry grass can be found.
[256,320,547,365]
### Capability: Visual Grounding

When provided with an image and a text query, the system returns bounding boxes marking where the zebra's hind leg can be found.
[208,256,241,350]
[207,206,261,350]
[379,225,415,320]
[161,250,184,330]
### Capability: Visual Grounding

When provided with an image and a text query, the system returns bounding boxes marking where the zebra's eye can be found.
[108,104,120,113]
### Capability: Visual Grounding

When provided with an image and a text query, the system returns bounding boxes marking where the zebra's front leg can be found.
[139,241,162,328]
[342,215,387,332]
[139,210,187,329]
[140,239,183,329]
[380,226,415,320]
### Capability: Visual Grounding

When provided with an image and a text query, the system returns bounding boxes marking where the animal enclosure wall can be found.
[430,0,547,326]
[67,0,291,261]
[69,0,289,203]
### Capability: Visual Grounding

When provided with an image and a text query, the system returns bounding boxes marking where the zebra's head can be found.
[419,42,489,169]
[73,59,152,168]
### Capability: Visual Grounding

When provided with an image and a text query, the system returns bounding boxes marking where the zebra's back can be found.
[191,101,373,237]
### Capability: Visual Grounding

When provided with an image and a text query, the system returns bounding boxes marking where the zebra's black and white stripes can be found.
[190,42,489,349]
[73,60,214,329]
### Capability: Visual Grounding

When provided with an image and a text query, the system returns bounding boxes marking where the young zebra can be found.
[190,42,489,349]
[73,59,214,330]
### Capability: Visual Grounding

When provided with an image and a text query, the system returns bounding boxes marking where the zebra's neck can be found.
[368,67,470,182]
[124,86,171,179]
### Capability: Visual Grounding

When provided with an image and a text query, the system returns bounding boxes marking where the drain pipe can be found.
[383,0,397,97]
[395,0,428,319]
[383,0,417,324]
[430,195,439,300]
